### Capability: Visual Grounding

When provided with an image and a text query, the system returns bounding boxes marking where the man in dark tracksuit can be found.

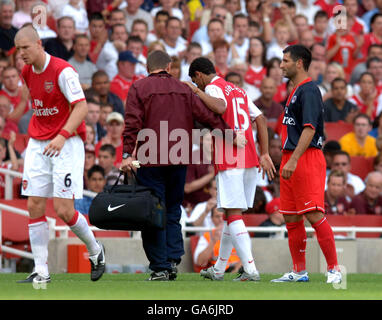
[120,50,238,281]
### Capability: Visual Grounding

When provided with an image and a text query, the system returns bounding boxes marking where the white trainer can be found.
[271,271,309,283]
[327,269,342,284]
[200,266,224,281]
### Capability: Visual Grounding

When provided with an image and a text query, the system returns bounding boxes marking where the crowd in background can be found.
[1,0,382,247]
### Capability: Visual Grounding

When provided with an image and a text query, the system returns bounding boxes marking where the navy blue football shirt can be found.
[281,78,325,151]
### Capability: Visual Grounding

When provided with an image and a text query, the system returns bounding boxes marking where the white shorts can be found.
[22,136,84,199]
[215,167,258,211]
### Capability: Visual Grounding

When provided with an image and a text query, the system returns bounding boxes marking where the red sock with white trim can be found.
[312,217,338,271]
[29,216,49,276]
[227,215,257,274]
[286,220,307,273]
[67,211,100,256]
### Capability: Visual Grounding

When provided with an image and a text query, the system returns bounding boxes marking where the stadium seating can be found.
[350,156,375,180]
[324,121,353,142]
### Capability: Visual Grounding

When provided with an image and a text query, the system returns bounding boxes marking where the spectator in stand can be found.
[319,62,353,101]
[0,0,18,54]
[278,0,298,43]
[96,23,129,81]
[86,100,105,144]
[86,0,123,16]
[292,14,310,41]
[161,16,187,58]
[253,198,285,238]
[362,0,382,28]
[169,55,181,79]
[323,140,341,176]
[311,42,327,62]
[295,0,320,25]
[95,112,124,168]
[348,171,382,215]
[90,70,124,115]
[75,165,106,215]
[98,144,124,186]
[325,170,350,215]
[193,206,242,273]
[308,58,326,83]
[245,0,262,25]
[339,113,378,158]
[200,18,226,58]
[351,44,382,85]
[43,16,75,61]
[315,0,341,18]
[330,150,365,197]
[0,95,18,134]
[99,103,113,132]
[0,66,30,122]
[125,0,153,33]
[0,135,19,198]
[183,131,214,210]
[326,20,361,81]
[108,9,127,29]
[244,37,267,90]
[349,72,382,122]
[187,179,217,231]
[299,29,315,49]
[60,0,89,34]
[12,0,34,29]
[254,77,284,121]
[266,58,287,104]
[85,124,95,146]
[180,42,202,82]
[212,39,230,79]
[353,57,382,95]
[324,78,359,123]
[362,13,382,60]
[147,10,169,44]
[229,13,250,64]
[266,20,290,61]
[126,35,148,76]
[151,0,184,26]
[192,4,231,44]
[83,143,96,189]
[110,50,145,104]
[312,10,329,44]
[0,115,21,163]
[68,35,98,90]
[88,12,108,64]
[131,19,149,54]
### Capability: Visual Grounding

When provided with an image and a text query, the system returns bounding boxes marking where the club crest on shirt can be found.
[22,179,28,190]
[291,95,297,104]
[44,81,54,93]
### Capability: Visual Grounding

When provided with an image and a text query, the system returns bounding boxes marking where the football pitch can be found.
[1,273,382,300]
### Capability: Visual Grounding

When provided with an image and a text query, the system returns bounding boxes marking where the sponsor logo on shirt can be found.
[282,116,296,126]
[34,106,59,116]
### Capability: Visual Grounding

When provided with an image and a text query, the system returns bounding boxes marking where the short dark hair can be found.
[283,44,312,71]
[87,164,105,179]
[89,12,105,23]
[333,150,350,162]
[327,170,346,184]
[99,144,116,157]
[353,113,371,125]
[147,50,171,73]
[314,10,328,21]
[331,77,347,88]
[366,56,382,69]
[189,57,216,78]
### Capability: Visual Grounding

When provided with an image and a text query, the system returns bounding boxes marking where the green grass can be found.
[1,273,382,300]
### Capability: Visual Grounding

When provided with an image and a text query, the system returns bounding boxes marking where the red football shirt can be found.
[110,74,144,104]
[21,54,86,141]
[244,66,267,88]
[206,77,260,173]
[327,33,357,77]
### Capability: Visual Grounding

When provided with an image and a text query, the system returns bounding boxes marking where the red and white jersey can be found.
[110,73,145,103]
[21,53,86,141]
[244,65,267,88]
[205,76,261,173]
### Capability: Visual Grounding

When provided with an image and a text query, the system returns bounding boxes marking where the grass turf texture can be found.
[1,273,382,300]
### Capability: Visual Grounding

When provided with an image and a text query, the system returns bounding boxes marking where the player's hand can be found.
[183,81,198,94]
[259,153,276,180]
[233,131,247,148]
[43,135,66,157]
[281,158,297,180]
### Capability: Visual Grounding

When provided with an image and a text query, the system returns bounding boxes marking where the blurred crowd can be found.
[1,0,382,236]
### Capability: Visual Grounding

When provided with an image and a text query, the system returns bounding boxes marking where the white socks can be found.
[213,221,233,274]
[29,218,49,277]
[228,218,257,274]
[68,211,100,256]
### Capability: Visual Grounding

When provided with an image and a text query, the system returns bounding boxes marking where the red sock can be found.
[67,210,79,227]
[286,220,307,272]
[312,217,338,271]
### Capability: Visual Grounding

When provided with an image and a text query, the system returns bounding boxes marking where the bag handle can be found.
[111,170,139,192]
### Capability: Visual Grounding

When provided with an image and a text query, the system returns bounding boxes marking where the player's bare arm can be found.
[255,114,276,180]
[43,100,88,157]
[282,126,315,180]
[183,81,226,115]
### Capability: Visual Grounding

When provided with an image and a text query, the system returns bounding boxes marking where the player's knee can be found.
[27,198,46,218]
[54,202,75,223]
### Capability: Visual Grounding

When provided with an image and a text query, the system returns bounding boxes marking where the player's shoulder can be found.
[299,80,321,96]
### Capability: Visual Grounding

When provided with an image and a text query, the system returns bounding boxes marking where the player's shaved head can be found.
[15,25,41,43]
